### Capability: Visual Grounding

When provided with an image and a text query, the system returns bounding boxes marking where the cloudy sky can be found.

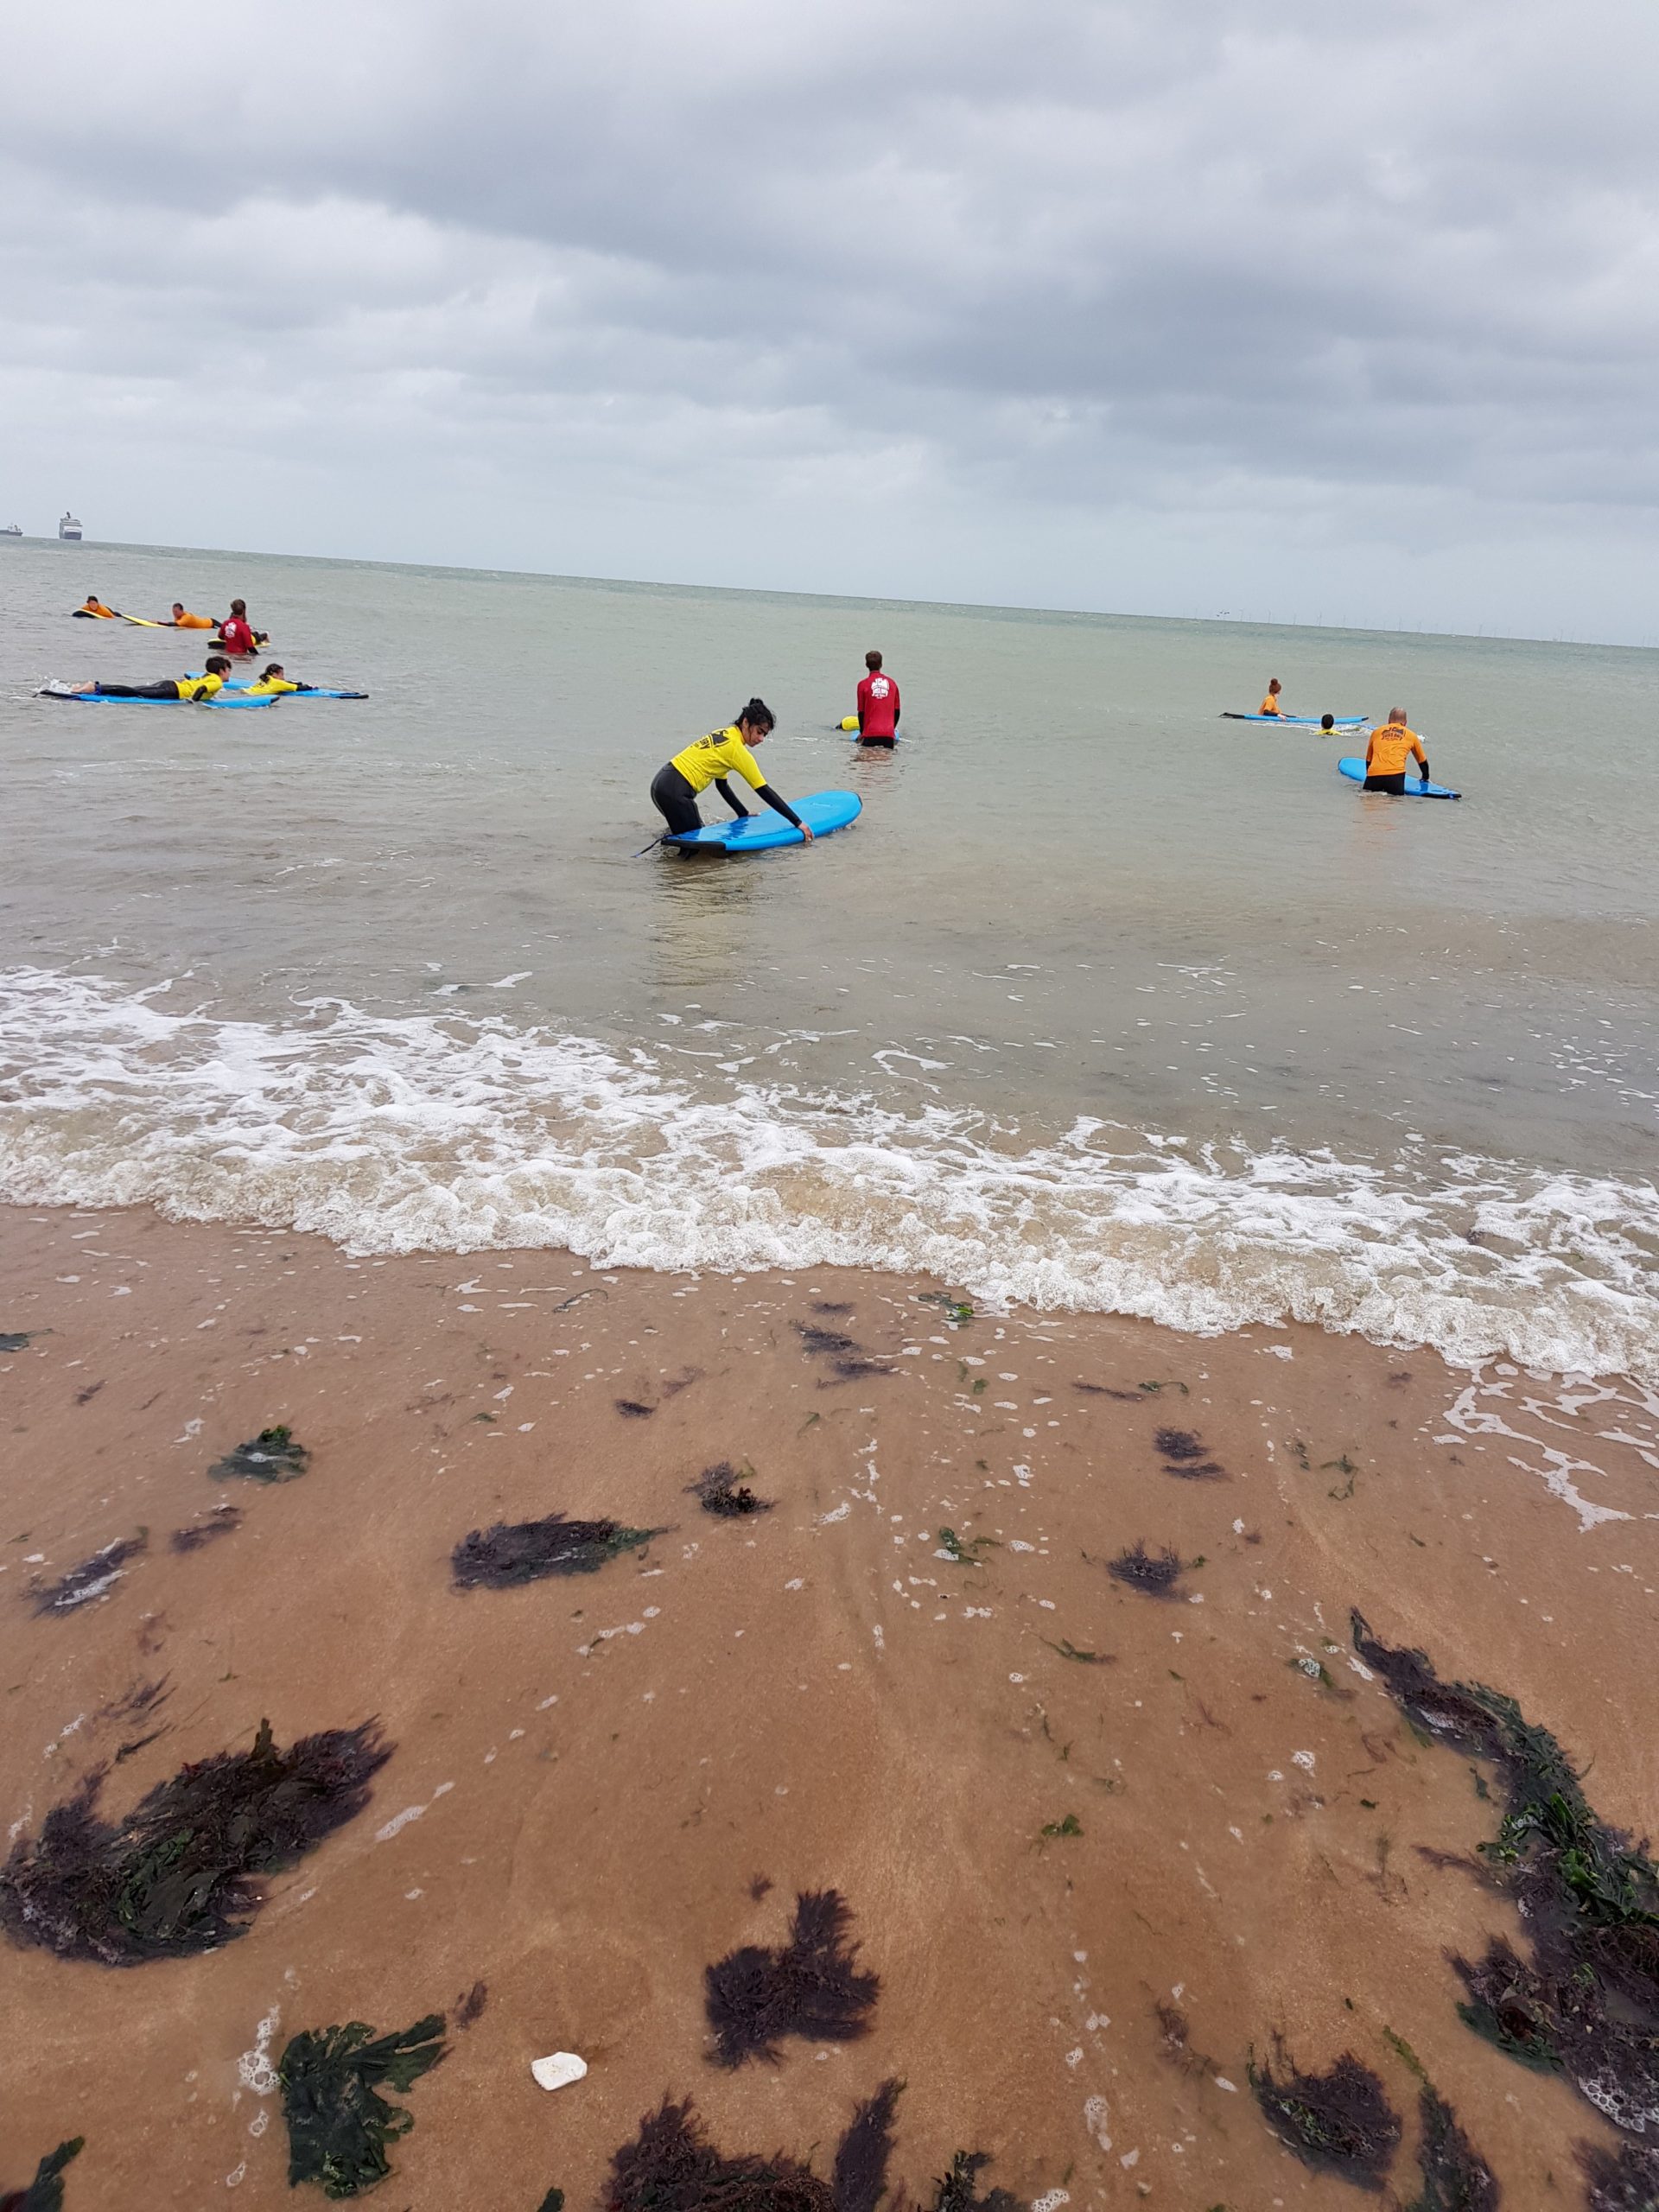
[4,0,1656,639]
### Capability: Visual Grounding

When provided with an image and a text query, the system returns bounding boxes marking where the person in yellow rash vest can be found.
[247,663,310,694]
[649,698,815,843]
[57,655,233,702]
[1258,677,1284,715]
[1363,707,1432,793]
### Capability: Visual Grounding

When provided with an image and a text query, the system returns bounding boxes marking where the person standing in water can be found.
[1259,677,1284,715]
[216,600,264,656]
[649,700,814,843]
[855,651,900,746]
[1363,707,1432,793]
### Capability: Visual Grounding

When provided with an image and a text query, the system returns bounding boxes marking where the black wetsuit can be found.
[94,680,185,700]
[1363,772,1408,794]
[650,762,803,838]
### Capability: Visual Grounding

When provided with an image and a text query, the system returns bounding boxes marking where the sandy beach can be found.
[3,1202,1656,2206]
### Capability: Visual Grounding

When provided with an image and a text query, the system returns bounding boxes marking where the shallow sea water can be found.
[2,537,1656,1376]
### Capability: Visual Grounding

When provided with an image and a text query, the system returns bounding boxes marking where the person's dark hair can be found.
[865,651,882,671]
[260,663,284,680]
[205,655,232,675]
[1320,713,1334,729]
[736,698,775,733]
[172,602,185,613]
[229,599,247,618]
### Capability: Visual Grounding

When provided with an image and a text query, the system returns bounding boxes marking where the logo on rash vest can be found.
[868,677,891,697]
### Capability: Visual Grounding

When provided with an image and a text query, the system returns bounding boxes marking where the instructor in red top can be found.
[855,651,900,746]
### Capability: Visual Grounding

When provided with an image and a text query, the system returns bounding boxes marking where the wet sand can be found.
[2,1204,1656,2208]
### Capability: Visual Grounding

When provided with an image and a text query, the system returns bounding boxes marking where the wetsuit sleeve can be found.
[1410,736,1427,772]
[713,777,751,818]
[755,784,803,829]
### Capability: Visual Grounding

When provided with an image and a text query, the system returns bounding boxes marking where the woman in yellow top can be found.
[650,699,814,843]
[52,656,233,702]
[1363,708,1432,793]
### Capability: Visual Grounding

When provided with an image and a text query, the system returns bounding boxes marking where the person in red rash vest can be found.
[216,598,265,656]
[855,651,899,745]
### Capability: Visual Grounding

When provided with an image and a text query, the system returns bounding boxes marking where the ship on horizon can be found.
[0,523,22,539]
[59,512,83,541]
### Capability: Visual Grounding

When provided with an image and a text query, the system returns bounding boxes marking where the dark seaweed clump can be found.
[1408,2083,1500,2210]
[832,2078,902,2212]
[0,1332,35,1354]
[608,2099,835,2212]
[925,2151,1023,2212]
[616,1399,655,1419]
[169,1504,244,1554]
[607,2089,1019,2212]
[690,1462,774,1517]
[0,1716,390,1966]
[1354,1611,1659,2138]
[1154,1427,1225,1479]
[1105,1541,1184,1598]
[0,2139,83,2212]
[29,1535,146,1616]
[1579,2139,1659,2210]
[279,2014,446,2198]
[1249,2045,1402,2189]
[452,1511,664,1588]
[796,1321,891,1382]
[210,1424,310,1483]
[706,1887,880,2067]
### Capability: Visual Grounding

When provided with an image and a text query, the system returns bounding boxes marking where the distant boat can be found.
[59,512,83,542]
[0,524,22,539]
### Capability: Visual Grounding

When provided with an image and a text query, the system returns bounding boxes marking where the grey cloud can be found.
[3,0,1656,637]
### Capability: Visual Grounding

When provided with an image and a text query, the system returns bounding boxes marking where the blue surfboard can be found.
[669,789,861,852]
[198,678,367,698]
[1224,712,1369,728]
[41,687,276,709]
[1338,757,1460,800]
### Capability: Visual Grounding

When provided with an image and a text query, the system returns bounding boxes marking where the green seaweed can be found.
[1044,1639,1109,1665]
[938,1527,998,1565]
[211,1425,310,1484]
[922,2150,1023,2212]
[1039,1813,1083,1841]
[279,2014,447,2197]
[1354,1611,1659,2137]
[0,2139,83,2212]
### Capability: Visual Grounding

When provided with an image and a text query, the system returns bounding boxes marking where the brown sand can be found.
[1,1203,1656,2208]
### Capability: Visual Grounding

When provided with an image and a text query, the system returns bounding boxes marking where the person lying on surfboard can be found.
[169,602,218,629]
[48,656,234,702]
[649,699,815,844]
[1363,708,1433,793]
[1259,677,1284,715]
[77,595,119,618]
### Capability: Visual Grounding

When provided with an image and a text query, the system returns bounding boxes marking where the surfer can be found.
[169,603,217,630]
[649,700,815,844]
[855,652,900,746]
[50,656,234,702]
[78,595,118,619]
[1363,708,1432,793]
[1259,678,1284,715]
[248,664,318,695]
[216,601,266,656]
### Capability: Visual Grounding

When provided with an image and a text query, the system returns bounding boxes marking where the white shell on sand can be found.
[531,2051,588,2093]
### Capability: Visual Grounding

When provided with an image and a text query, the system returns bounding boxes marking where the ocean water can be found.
[3,537,1656,1379]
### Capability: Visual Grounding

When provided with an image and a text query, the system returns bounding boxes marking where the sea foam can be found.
[1,967,1656,1383]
